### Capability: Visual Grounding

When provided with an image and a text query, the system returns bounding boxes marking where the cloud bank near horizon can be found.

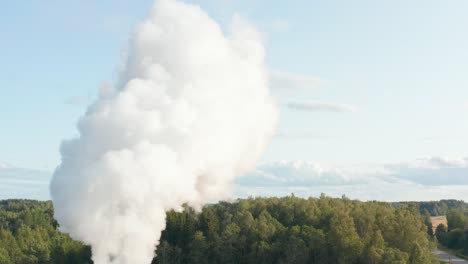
[0,164,50,200]
[2,156,468,202]
[236,157,468,201]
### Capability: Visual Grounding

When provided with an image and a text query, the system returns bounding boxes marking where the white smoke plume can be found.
[50,0,277,263]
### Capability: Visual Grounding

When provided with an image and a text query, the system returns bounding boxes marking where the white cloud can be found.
[287,101,357,113]
[236,157,468,201]
[3,156,468,202]
[0,161,12,169]
[235,184,468,202]
[270,70,323,90]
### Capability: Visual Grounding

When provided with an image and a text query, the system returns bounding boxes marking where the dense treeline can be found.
[0,199,91,263]
[393,200,468,216]
[0,196,441,264]
[435,209,468,257]
[154,195,438,264]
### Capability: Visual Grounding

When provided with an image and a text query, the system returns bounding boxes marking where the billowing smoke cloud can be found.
[50,0,277,263]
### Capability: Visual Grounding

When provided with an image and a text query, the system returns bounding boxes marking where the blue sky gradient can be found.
[1,0,468,200]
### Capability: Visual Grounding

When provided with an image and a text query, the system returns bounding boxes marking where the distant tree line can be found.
[434,209,468,257]
[0,196,445,264]
[393,200,468,216]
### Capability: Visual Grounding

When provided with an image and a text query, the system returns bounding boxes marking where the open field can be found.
[431,216,448,233]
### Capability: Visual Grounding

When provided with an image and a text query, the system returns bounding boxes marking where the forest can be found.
[0,199,91,263]
[394,200,468,216]
[0,196,463,264]
[434,209,468,258]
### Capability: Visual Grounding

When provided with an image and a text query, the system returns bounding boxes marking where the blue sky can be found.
[1,0,468,200]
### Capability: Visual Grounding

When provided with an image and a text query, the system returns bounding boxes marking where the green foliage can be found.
[436,224,448,245]
[447,210,467,231]
[436,208,468,258]
[0,199,91,264]
[423,211,434,236]
[154,196,437,264]
[0,197,441,264]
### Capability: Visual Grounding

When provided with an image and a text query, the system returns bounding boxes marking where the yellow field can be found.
[430,216,448,234]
